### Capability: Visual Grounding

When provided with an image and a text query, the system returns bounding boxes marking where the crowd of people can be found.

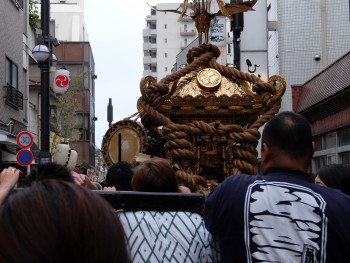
[1,111,350,262]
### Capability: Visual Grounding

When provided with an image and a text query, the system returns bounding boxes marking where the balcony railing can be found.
[4,84,23,110]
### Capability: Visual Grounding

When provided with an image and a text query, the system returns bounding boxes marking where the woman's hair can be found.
[131,158,179,193]
[0,180,130,263]
[25,162,74,185]
[317,164,350,196]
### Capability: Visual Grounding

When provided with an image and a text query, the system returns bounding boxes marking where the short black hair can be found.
[26,163,74,185]
[262,111,313,160]
[106,161,133,191]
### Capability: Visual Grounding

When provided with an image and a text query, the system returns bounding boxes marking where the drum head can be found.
[101,120,148,166]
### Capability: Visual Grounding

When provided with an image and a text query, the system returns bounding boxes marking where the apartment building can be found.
[143,3,198,80]
[0,0,36,166]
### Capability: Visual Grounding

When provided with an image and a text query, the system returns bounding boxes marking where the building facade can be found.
[143,3,198,80]
[0,0,35,167]
[29,0,97,167]
[267,0,350,112]
[293,51,350,173]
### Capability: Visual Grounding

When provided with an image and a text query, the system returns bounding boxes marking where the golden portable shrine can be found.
[101,0,286,187]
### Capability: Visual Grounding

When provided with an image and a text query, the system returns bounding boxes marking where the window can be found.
[325,132,337,149]
[184,24,188,32]
[165,38,167,43]
[340,151,350,164]
[314,135,323,151]
[339,126,350,146]
[74,128,90,141]
[327,154,337,164]
[184,38,188,45]
[5,57,22,110]
[165,67,168,72]
[6,57,18,89]
[314,156,326,173]
[164,24,167,29]
[314,154,336,173]
[165,53,167,58]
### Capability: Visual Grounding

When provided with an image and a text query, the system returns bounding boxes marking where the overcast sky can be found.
[84,1,182,148]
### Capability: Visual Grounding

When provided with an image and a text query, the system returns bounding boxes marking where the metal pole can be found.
[39,0,51,164]
[230,0,244,70]
[107,98,113,128]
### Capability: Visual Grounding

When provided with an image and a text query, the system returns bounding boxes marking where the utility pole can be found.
[39,0,51,164]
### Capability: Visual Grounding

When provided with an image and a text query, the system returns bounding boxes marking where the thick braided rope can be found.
[140,44,282,178]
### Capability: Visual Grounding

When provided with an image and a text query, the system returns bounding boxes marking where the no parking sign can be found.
[16,149,34,167]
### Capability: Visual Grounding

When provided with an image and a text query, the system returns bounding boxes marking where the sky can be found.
[84,1,182,148]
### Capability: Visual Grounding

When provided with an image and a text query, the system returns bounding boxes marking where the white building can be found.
[50,0,89,42]
[143,3,198,80]
[267,0,350,112]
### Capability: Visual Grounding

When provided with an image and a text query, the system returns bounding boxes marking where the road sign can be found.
[16,131,34,149]
[16,149,34,167]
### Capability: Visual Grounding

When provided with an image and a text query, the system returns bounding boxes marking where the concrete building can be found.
[29,0,97,167]
[0,0,36,166]
[267,0,350,112]
[293,51,350,172]
[266,0,350,172]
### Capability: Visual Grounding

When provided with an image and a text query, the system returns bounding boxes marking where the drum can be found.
[101,120,148,166]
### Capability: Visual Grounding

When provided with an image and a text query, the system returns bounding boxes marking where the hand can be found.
[73,173,98,190]
[0,167,20,205]
[178,185,191,193]
[103,186,116,191]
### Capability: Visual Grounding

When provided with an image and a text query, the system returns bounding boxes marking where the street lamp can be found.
[32,44,50,61]
[32,0,51,164]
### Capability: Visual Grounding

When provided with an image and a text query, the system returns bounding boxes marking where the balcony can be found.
[143,29,157,37]
[143,42,157,51]
[143,69,152,76]
[143,70,157,79]
[4,84,23,110]
[180,28,196,36]
[143,42,151,50]
[181,16,193,22]
[146,15,157,22]
[143,56,157,65]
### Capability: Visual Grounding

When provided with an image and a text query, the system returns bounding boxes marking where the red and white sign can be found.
[16,149,34,167]
[16,131,33,149]
[52,68,70,94]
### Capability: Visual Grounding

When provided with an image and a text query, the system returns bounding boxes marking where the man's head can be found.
[261,111,314,174]
[106,161,133,191]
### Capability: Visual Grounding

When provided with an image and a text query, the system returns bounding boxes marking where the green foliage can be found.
[29,0,39,29]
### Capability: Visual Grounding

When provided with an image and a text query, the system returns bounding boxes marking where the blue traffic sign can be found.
[16,149,34,166]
